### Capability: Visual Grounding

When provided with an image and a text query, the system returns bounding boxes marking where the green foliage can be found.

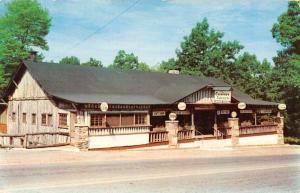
[109,50,139,70]
[175,18,244,79]
[272,1,300,50]
[158,58,177,72]
[59,56,80,65]
[284,137,300,145]
[271,1,300,137]
[0,0,51,91]
[109,50,151,71]
[0,64,7,92]
[81,58,103,67]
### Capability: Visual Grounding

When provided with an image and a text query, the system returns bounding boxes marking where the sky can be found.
[0,0,288,66]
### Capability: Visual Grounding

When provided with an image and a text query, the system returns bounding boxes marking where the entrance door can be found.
[194,111,215,135]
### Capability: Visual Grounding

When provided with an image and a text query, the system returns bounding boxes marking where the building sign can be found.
[152,111,166,116]
[172,110,190,115]
[258,109,272,114]
[217,110,230,115]
[177,102,187,111]
[83,104,150,110]
[240,109,253,114]
[214,91,231,103]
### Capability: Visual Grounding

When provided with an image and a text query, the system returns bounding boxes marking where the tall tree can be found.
[109,50,139,70]
[0,64,7,91]
[171,18,244,84]
[271,1,300,137]
[109,50,151,71]
[81,58,103,67]
[158,58,177,72]
[59,56,80,65]
[0,0,51,82]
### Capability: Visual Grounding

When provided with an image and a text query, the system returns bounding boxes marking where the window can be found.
[32,114,36,125]
[90,114,104,127]
[58,113,68,127]
[106,114,120,127]
[41,114,47,125]
[12,112,16,122]
[121,114,134,126]
[135,114,147,125]
[22,113,27,124]
[48,114,53,126]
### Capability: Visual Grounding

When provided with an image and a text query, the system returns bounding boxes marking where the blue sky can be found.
[0,0,287,66]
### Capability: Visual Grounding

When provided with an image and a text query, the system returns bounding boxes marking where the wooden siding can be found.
[0,108,7,124]
[12,71,47,99]
[181,88,215,104]
[7,70,71,134]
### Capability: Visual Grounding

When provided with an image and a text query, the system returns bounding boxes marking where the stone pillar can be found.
[228,118,239,146]
[74,124,89,151]
[165,120,179,148]
[277,116,284,145]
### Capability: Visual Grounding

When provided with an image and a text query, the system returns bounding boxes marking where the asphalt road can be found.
[1,153,300,193]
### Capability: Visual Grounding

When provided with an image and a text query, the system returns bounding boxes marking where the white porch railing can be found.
[239,124,278,135]
[89,125,151,136]
[178,129,194,140]
[149,131,168,143]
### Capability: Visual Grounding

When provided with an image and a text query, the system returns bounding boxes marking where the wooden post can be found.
[191,108,195,137]
[254,112,257,125]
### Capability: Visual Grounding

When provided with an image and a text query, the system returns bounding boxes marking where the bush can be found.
[284,137,300,145]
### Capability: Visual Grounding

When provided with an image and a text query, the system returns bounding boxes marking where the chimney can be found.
[29,51,37,61]
[168,69,180,74]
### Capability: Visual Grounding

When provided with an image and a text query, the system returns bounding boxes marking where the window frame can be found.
[22,113,27,124]
[135,113,147,125]
[12,112,16,122]
[47,114,53,126]
[41,113,47,126]
[90,114,104,128]
[32,113,36,125]
[58,113,68,128]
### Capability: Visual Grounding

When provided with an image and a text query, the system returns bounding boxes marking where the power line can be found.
[63,0,142,54]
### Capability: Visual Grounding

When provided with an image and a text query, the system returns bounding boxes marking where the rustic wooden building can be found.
[0,61,284,149]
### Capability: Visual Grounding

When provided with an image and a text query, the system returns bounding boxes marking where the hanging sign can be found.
[278,104,286,110]
[177,102,187,111]
[231,111,237,118]
[172,110,190,115]
[169,113,177,121]
[100,102,108,112]
[214,91,231,103]
[152,111,166,116]
[258,109,272,114]
[240,109,253,114]
[238,102,246,110]
[217,110,230,115]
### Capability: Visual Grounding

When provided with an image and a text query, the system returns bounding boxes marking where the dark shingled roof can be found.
[21,61,277,106]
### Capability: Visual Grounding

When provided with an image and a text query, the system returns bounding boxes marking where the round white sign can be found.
[100,102,108,112]
[177,102,187,111]
[238,102,246,110]
[169,112,177,121]
[278,103,286,110]
[231,111,237,118]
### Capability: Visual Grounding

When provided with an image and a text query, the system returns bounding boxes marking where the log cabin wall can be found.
[7,71,70,134]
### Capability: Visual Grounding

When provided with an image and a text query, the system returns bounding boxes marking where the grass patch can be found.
[284,137,300,145]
